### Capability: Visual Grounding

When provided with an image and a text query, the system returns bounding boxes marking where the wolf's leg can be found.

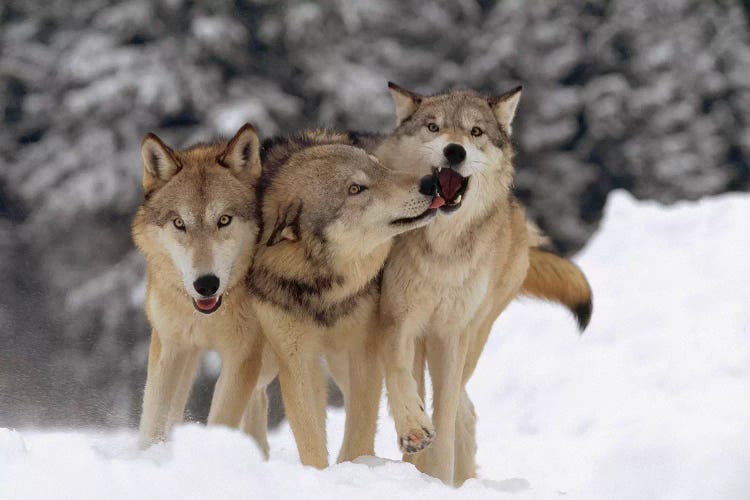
[403,337,427,466]
[138,331,189,448]
[277,352,328,468]
[418,332,470,484]
[336,334,382,463]
[241,387,270,460]
[326,346,350,397]
[413,337,427,403]
[383,319,435,455]
[166,349,200,432]
[207,342,263,429]
[453,388,477,485]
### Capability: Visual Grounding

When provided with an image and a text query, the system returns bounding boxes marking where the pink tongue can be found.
[196,297,218,310]
[430,196,446,209]
[437,169,463,200]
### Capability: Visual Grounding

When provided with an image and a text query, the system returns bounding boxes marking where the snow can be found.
[2,190,750,499]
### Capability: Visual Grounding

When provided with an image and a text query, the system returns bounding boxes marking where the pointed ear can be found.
[141,133,181,193]
[388,81,423,126]
[266,199,303,246]
[218,123,261,181]
[488,85,522,134]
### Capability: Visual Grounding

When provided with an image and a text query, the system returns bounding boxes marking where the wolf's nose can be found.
[419,174,437,196]
[443,144,466,166]
[193,274,220,297]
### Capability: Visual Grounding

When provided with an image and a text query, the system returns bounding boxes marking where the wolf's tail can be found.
[521,247,593,332]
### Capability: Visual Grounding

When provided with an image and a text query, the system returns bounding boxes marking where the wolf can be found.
[367,83,593,485]
[246,130,441,468]
[132,123,277,456]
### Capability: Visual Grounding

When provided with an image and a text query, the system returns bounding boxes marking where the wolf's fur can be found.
[132,124,276,455]
[369,83,593,485]
[247,130,438,468]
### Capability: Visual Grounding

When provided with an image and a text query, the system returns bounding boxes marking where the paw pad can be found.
[399,426,435,453]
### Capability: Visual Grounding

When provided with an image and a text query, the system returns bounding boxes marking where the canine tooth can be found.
[455,194,462,203]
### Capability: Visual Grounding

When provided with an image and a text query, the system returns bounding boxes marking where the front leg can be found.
[383,320,434,454]
[241,387,270,460]
[418,331,471,484]
[138,330,191,448]
[335,331,383,463]
[166,349,201,432]
[277,351,328,468]
[207,336,265,429]
[453,388,478,485]
[403,337,427,467]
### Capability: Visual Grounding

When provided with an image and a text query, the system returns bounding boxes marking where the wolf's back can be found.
[521,247,593,332]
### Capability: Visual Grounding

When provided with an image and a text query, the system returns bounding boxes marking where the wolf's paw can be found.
[398,425,435,454]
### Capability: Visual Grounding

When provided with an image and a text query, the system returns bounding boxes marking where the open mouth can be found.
[433,167,470,213]
[192,295,223,314]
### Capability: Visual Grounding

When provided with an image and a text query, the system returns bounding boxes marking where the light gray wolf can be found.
[367,83,593,485]
[132,123,277,456]
[246,130,441,468]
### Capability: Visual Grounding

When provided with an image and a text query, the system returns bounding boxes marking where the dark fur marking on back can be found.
[247,266,376,327]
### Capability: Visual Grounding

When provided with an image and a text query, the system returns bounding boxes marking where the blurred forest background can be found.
[1,0,748,428]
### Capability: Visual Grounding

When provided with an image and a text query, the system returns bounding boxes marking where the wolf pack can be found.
[131,82,593,486]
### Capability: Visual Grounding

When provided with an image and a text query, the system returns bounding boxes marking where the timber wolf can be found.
[132,123,276,456]
[246,130,441,468]
[368,83,593,485]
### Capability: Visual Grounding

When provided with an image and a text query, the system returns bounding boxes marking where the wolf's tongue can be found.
[195,297,218,311]
[437,168,464,200]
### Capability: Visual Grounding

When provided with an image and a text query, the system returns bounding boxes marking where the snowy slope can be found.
[2,190,749,499]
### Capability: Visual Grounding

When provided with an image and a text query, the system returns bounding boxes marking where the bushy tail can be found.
[521,247,593,332]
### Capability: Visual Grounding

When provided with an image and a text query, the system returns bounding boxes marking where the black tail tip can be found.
[573,299,593,333]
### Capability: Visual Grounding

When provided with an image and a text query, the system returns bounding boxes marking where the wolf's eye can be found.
[173,218,185,230]
[218,215,232,228]
[348,184,366,195]
[471,126,483,137]
[427,123,439,133]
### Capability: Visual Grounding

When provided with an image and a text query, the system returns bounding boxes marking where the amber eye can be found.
[427,122,439,133]
[471,126,483,137]
[348,184,366,195]
[218,215,232,228]
[173,218,185,230]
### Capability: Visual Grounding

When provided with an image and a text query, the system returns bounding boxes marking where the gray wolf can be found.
[246,130,441,468]
[369,83,593,485]
[132,124,276,456]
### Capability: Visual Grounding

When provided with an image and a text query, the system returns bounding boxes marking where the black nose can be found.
[193,274,220,297]
[419,174,437,196]
[443,144,466,166]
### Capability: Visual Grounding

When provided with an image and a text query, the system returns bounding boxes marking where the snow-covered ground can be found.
[2,190,749,499]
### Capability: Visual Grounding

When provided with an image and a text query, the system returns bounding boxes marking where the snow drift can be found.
[2,190,749,499]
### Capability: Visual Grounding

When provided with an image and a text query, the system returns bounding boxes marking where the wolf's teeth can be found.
[454,194,462,204]
[437,166,442,173]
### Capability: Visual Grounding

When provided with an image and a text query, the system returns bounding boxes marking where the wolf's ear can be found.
[141,133,181,192]
[488,85,522,134]
[218,123,262,181]
[388,81,423,126]
[266,199,303,246]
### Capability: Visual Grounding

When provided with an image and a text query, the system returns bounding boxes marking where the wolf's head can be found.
[375,83,522,219]
[260,143,437,260]
[132,124,261,315]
